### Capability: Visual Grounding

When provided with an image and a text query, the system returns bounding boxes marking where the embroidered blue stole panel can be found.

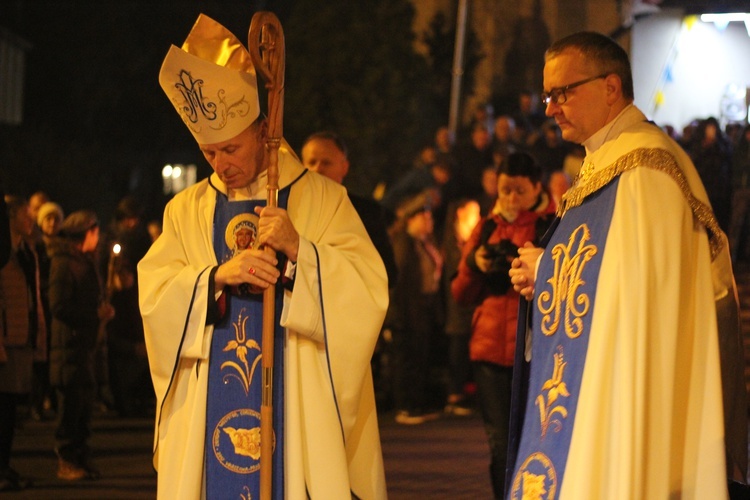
[205,188,290,499]
[508,178,619,499]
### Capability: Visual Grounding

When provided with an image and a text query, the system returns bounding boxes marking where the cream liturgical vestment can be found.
[138,150,388,499]
[508,105,737,499]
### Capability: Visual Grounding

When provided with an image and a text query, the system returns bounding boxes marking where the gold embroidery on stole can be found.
[557,147,723,260]
[211,308,268,472]
[537,224,597,339]
[510,452,558,499]
[221,308,262,394]
[536,347,570,439]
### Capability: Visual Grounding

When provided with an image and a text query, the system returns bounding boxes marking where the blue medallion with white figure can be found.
[508,178,619,499]
[205,184,290,499]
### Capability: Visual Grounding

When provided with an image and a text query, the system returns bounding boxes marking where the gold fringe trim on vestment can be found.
[557,148,724,260]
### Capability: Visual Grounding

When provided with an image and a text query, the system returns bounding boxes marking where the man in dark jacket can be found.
[301,131,397,286]
[48,211,113,481]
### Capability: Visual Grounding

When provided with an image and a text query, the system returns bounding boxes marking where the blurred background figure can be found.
[460,102,495,143]
[547,169,572,207]
[48,210,113,480]
[491,115,519,161]
[688,117,732,232]
[0,195,46,492]
[29,200,62,422]
[434,125,457,172]
[386,192,443,424]
[100,196,154,418]
[36,202,64,248]
[478,166,499,216]
[441,198,481,417]
[453,123,494,200]
[146,220,162,243]
[511,90,546,139]
[529,120,569,178]
[27,192,49,237]
[730,124,750,263]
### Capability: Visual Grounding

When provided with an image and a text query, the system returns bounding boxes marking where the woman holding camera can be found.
[451,152,554,499]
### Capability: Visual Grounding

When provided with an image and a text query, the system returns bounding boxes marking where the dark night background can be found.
[2,0,745,225]
[1,0,467,224]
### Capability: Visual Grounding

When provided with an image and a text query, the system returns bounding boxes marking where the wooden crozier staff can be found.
[248,11,285,500]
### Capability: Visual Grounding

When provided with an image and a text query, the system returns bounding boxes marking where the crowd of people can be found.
[2,17,748,498]
[373,32,750,499]
[0,190,157,490]
[368,116,750,497]
[376,105,750,376]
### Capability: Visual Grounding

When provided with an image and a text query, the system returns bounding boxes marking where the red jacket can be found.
[451,210,541,366]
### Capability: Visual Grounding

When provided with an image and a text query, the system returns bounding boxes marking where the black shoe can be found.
[0,467,32,491]
[82,461,101,480]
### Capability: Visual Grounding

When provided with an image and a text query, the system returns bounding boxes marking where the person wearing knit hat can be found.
[141,14,387,500]
[386,190,443,427]
[36,202,64,245]
[47,209,113,481]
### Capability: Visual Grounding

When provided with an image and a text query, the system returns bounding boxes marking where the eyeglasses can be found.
[541,74,608,106]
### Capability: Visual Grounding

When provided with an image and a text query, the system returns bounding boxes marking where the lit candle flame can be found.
[113,243,121,255]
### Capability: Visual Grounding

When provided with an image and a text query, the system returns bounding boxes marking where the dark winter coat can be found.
[47,238,102,387]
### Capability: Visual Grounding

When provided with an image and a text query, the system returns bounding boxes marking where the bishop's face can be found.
[199,120,268,190]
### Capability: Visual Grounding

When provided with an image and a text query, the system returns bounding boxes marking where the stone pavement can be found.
[7,409,491,499]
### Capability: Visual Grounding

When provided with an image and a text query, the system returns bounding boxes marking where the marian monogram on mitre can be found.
[172,69,251,133]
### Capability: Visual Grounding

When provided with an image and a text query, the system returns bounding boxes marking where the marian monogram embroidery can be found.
[537,224,597,338]
[173,69,251,132]
[175,69,217,123]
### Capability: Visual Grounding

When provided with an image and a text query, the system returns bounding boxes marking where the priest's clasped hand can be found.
[215,249,280,290]
[509,242,543,301]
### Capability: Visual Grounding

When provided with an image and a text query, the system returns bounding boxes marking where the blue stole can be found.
[205,187,290,499]
[508,179,618,499]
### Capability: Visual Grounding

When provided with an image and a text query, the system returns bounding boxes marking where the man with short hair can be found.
[140,14,388,500]
[507,31,745,498]
[301,131,397,286]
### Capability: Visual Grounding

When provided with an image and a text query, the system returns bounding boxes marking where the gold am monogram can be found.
[537,224,597,338]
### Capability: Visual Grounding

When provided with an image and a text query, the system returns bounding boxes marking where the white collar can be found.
[210,169,269,201]
[582,104,645,155]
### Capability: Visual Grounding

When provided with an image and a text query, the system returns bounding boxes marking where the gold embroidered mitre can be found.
[159,14,260,145]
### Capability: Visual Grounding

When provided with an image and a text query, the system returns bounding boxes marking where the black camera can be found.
[482,240,518,275]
